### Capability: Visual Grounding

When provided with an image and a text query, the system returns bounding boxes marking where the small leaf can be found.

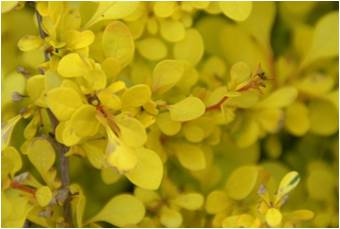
[206,190,231,214]
[265,208,282,227]
[57,53,90,78]
[219,2,253,22]
[275,171,300,204]
[35,186,53,207]
[126,148,163,190]
[26,138,56,175]
[115,115,147,148]
[84,2,140,28]
[152,59,185,93]
[160,206,182,228]
[169,96,205,122]
[173,193,204,210]
[89,194,145,227]
[302,12,339,68]
[121,84,151,108]
[70,184,86,227]
[69,104,100,138]
[226,165,259,200]
[17,35,43,52]
[46,87,83,121]
[255,86,298,109]
[172,143,206,171]
[2,146,22,178]
[102,21,135,68]
[2,115,21,150]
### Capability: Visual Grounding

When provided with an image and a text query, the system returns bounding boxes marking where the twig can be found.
[46,110,72,227]
[35,5,73,226]
[35,7,49,61]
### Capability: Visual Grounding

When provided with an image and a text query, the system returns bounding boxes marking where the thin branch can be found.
[35,8,49,61]
[46,110,72,227]
[35,5,73,226]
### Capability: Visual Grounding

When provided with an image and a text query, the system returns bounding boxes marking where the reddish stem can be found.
[11,181,36,195]
[205,96,229,111]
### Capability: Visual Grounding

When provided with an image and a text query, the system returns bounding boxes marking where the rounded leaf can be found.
[36,186,52,207]
[226,165,259,200]
[90,194,145,227]
[169,96,205,122]
[102,21,135,68]
[126,148,163,190]
[219,2,253,21]
[152,59,185,93]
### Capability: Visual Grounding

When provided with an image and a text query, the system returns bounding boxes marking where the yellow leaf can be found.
[106,143,137,172]
[286,210,315,222]
[17,35,43,52]
[2,146,22,178]
[2,2,18,13]
[26,74,45,103]
[265,208,282,227]
[156,112,181,136]
[228,61,251,90]
[102,21,134,68]
[101,168,121,184]
[97,89,121,110]
[302,12,339,68]
[169,96,205,122]
[26,138,55,175]
[2,115,21,150]
[285,101,310,136]
[126,148,163,190]
[219,2,253,22]
[173,143,206,171]
[115,115,147,148]
[122,84,151,108]
[160,206,182,228]
[173,193,204,210]
[153,2,176,18]
[70,104,100,138]
[137,37,168,61]
[64,30,95,50]
[173,29,204,66]
[226,165,259,200]
[57,53,90,78]
[256,86,298,109]
[309,99,338,136]
[84,2,140,28]
[82,140,106,169]
[2,191,33,228]
[160,19,186,42]
[89,194,145,227]
[69,184,86,228]
[276,171,300,203]
[206,190,230,214]
[152,59,185,93]
[46,87,83,121]
[35,186,53,207]
[240,2,276,48]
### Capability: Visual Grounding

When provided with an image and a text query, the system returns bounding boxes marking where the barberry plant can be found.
[1,1,338,228]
